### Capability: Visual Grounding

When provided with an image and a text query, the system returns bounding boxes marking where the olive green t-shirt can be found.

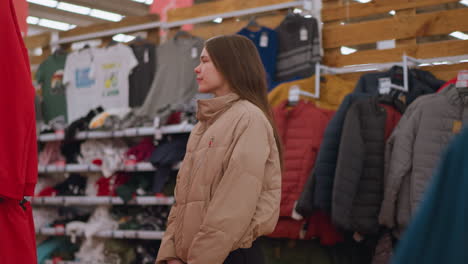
[35,53,68,123]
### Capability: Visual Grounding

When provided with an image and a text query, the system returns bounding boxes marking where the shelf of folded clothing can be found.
[36,227,165,240]
[38,123,194,142]
[31,196,175,206]
[38,162,156,173]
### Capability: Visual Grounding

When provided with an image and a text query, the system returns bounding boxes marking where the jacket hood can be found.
[197,93,240,124]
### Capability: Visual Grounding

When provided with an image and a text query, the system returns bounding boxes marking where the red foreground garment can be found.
[0,198,37,263]
[0,0,38,263]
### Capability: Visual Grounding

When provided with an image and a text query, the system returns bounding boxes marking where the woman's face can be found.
[194,48,231,97]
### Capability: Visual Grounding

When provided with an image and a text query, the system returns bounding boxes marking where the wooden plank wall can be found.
[25,0,467,81]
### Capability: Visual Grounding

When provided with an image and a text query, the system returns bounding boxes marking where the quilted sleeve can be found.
[332,100,365,230]
[379,103,421,228]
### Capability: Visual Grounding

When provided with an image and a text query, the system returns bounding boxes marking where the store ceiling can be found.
[26,0,152,35]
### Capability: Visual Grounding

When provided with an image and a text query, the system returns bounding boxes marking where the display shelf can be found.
[36,227,165,240]
[38,162,156,173]
[32,196,174,206]
[38,123,194,142]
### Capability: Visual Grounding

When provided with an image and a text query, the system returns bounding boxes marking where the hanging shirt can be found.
[0,0,38,200]
[35,52,68,123]
[63,47,98,123]
[90,44,138,112]
[275,14,321,82]
[129,42,157,107]
[237,26,278,91]
[137,36,204,119]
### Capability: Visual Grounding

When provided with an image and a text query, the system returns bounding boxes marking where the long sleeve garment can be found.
[391,128,468,264]
[137,36,204,119]
[296,93,370,215]
[275,14,321,82]
[379,85,468,236]
[156,93,281,264]
[268,101,342,245]
[331,96,404,235]
[0,0,38,200]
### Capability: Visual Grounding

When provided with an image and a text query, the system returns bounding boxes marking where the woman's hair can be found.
[205,34,283,169]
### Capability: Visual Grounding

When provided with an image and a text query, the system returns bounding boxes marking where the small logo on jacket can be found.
[209,136,215,148]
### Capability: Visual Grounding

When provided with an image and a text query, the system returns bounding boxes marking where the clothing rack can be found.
[31,196,174,206]
[314,54,468,95]
[38,123,194,142]
[52,0,320,45]
[36,227,165,240]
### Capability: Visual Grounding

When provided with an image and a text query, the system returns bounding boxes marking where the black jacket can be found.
[332,96,405,234]
[296,93,370,216]
[353,66,444,105]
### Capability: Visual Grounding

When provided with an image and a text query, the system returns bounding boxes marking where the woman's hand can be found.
[167,259,184,264]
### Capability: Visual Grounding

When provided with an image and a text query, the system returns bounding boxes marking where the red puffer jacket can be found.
[269,101,342,245]
[0,0,37,200]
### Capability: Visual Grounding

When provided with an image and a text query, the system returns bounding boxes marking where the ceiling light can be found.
[27,0,58,8]
[460,59,468,63]
[89,9,124,22]
[145,0,153,4]
[38,18,75,31]
[27,16,40,25]
[293,8,303,14]
[460,0,468,7]
[341,46,357,55]
[354,0,372,3]
[304,14,313,18]
[418,63,431,67]
[112,34,136,43]
[449,31,468,40]
[432,61,449,65]
[213,17,223,23]
[57,2,91,15]
[389,10,396,16]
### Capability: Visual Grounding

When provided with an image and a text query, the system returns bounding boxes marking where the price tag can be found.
[144,49,149,63]
[379,77,392,94]
[259,33,269,47]
[191,47,198,59]
[456,70,468,88]
[300,27,308,41]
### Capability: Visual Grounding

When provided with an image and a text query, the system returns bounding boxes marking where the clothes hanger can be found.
[288,84,319,106]
[246,16,261,31]
[174,30,192,40]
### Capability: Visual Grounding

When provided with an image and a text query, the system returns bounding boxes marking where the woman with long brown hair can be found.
[156,34,282,264]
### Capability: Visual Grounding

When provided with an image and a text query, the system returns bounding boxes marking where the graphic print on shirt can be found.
[101,63,120,97]
[75,67,95,88]
[50,69,65,95]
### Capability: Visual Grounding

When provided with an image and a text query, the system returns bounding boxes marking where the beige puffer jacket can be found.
[156,93,282,264]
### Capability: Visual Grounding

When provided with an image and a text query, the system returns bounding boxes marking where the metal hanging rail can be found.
[32,196,174,206]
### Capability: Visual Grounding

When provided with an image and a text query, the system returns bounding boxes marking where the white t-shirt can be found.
[90,44,138,112]
[63,48,99,123]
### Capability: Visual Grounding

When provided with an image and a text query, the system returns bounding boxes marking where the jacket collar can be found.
[444,84,468,106]
[197,93,240,124]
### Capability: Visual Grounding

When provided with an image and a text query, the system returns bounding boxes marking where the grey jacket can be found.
[379,85,468,236]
